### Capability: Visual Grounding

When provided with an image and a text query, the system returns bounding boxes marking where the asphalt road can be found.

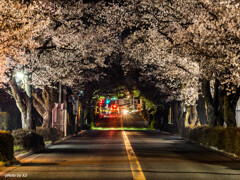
[1,113,240,180]
[95,113,148,128]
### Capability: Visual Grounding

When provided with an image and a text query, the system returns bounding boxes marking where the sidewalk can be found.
[15,130,87,160]
[0,130,87,167]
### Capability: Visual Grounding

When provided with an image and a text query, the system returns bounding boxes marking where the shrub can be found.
[23,132,45,152]
[182,127,190,138]
[12,129,32,146]
[82,124,90,130]
[186,126,240,156]
[0,152,3,161]
[0,131,14,161]
[36,128,63,143]
[150,120,157,130]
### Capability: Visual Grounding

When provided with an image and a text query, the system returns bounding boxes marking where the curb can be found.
[15,151,34,161]
[46,130,87,148]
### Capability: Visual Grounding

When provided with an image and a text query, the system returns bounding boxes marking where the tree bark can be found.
[217,93,224,126]
[190,105,198,128]
[172,101,185,134]
[171,102,179,128]
[202,78,216,126]
[223,94,237,127]
[33,86,55,128]
[196,94,208,124]
[162,104,170,130]
[179,102,186,135]
[9,77,33,130]
[185,106,191,127]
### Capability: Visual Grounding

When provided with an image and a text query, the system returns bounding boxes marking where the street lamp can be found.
[15,71,25,90]
[15,71,24,80]
[15,70,32,99]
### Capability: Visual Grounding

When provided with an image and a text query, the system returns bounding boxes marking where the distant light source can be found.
[112,97,116,100]
[16,72,24,80]
[106,99,110,104]
[78,90,84,97]
[123,110,128,115]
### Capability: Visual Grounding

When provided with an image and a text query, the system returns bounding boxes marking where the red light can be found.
[99,99,104,105]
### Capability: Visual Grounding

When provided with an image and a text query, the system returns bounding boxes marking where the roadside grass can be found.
[91,127,151,131]
[91,122,95,130]
[14,140,51,155]
[44,141,51,146]
[14,145,24,152]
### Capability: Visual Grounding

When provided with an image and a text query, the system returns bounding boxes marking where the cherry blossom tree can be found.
[173,0,240,127]
[0,0,51,129]
[27,0,122,127]
[1,0,239,130]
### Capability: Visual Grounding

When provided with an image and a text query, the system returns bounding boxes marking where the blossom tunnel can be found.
[0,0,240,132]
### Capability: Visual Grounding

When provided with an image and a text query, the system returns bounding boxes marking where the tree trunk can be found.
[217,95,224,126]
[196,94,208,125]
[162,104,170,130]
[26,95,34,129]
[9,77,33,130]
[172,101,185,134]
[171,102,179,128]
[42,109,52,128]
[154,106,162,130]
[185,106,191,127]
[202,78,216,126]
[179,102,186,135]
[33,86,55,128]
[223,94,237,127]
[190,105,198,128]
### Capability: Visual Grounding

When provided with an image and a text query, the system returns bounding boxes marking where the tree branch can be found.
[32,91,45,108]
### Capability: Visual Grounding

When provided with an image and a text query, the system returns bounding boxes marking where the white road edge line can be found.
[122,130,146,180]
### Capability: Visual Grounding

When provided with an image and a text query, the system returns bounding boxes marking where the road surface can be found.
[1,113,240,179]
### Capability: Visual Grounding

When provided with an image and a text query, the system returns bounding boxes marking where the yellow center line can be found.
[121,117,146,180]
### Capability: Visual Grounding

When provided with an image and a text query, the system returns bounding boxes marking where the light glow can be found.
[91,127,151,131]
[123,110,128,115]
[16,72,24,80]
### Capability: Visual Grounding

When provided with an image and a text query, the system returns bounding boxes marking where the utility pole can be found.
[133,95,135,110]
[58,81,62,105]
